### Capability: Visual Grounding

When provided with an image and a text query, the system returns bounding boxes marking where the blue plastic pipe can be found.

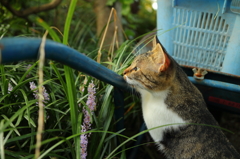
[188,77,240,94]
[1,37,240,93]
[0,37,128,90]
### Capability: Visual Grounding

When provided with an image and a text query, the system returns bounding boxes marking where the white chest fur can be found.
[139,89,185,147]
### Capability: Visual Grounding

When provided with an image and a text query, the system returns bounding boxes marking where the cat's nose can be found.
[123,70,129,80]
[123,68,129,75]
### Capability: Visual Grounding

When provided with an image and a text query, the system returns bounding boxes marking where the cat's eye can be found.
[133,67,138,71]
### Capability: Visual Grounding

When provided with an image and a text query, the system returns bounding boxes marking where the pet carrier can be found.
[157,0,240,75]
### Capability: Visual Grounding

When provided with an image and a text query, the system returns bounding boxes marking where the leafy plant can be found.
[0,2,140,159]
[0,0,162,158]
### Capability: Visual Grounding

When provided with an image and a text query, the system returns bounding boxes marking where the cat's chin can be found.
[124,76,134,85]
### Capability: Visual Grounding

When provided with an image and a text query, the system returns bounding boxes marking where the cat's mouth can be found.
[123,75,131,84]
[124,76,144,90]
[124,76,134,87]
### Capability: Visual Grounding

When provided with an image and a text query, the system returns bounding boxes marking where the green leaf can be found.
[0,100,36,133]
[6,132,36,143]
[62,0,79,158]
[101,61,116,66]
[29,15,61,42]
[106,0,116,6]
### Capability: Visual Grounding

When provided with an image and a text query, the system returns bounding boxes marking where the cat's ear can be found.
[152,43,171,72]
[152,36,160,48]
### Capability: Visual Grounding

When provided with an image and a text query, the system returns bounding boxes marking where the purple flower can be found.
[26,64,32,77]
[80,81,96,159]
[8,83,13,93]
[86,82,96,112]
[26,64,32,70]
[30,82,38,99]
[29,81,50,106]
[8,83,18,97]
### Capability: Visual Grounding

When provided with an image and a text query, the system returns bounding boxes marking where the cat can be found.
[123,37,240,159]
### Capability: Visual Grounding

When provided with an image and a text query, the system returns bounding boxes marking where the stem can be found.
[35,30,48,158]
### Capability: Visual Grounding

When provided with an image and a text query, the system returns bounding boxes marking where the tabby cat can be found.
[123,37,240,159]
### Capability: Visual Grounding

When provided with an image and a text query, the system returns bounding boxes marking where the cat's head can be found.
[123,37,176,92]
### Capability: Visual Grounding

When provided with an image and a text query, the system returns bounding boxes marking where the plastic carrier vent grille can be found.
[172,8,230,71]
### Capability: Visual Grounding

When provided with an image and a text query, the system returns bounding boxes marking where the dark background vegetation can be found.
[0,0,156,45]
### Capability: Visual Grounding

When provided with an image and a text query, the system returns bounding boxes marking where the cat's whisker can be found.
[125,84,137,100]
[130,88,134,100]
